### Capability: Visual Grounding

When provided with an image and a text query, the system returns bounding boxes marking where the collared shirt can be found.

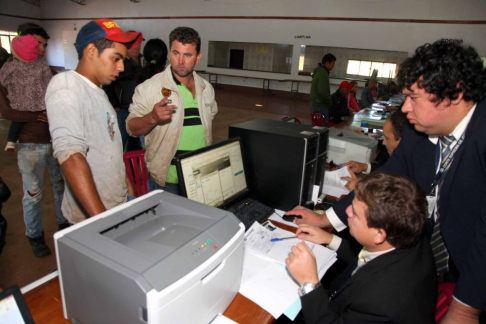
[326,104,477,233]
[353,247,395,275]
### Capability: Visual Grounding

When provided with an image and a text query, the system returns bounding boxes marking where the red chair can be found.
[123,150,148,198]
[435,282,456,323]
[281,116,302,124]
[311,111,336,127]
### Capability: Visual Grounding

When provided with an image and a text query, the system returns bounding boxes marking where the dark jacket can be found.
[103,55,142,110]
[330,89,349,123]
[301,238,437,323]
[333,98,486,309]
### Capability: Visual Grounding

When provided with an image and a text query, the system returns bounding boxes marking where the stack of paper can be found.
[322,167,352,198]
[239,222,337,320]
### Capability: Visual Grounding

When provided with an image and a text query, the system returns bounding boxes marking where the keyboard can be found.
[227,198,275,231]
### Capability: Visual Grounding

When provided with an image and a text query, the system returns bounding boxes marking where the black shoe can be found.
[58,223,71,231]
[28,235,51,257]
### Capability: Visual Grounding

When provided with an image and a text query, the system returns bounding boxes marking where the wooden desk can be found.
[23,220,297,324]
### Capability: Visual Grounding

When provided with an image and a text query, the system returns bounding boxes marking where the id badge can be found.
[426,195,436,219]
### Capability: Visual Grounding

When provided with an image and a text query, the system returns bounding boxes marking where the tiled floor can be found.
[0,85,312,289]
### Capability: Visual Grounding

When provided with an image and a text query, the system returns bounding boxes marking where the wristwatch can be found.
[298,282,321,297]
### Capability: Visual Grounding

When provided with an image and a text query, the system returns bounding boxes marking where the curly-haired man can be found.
[127,27,218,195]
[288,39,486,323]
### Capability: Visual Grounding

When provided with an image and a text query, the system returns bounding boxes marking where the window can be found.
[298,45,306,71]
[0,30,18,53]
[347,60,397,78]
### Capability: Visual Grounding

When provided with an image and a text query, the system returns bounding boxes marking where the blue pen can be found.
[271,236,297,242]
[338,163,343,169]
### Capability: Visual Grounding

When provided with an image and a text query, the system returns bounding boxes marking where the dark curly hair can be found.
[169,27,201,53]
[136,38,168,85]
[398,39,486,104]
[354,172,427,249]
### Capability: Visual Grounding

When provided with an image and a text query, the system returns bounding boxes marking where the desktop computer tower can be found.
[229,119,328,211]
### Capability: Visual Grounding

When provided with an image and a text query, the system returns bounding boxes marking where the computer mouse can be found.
[282,215,302,222]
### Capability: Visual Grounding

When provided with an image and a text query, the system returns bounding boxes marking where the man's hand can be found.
[37,111,48,123]
[150,98,176,124]
[342,160,368,174]
[441,299,481,324]
[341,168,359,191]
[287,206,331,228]
[296,224,333,245]
[286,242,319,286]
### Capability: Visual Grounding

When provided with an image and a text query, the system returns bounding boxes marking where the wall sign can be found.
[294,35,311,39]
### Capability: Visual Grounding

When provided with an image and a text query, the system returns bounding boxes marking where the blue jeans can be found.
[148,177,180,195]
[311,105,330,121]
[17,143,68,238]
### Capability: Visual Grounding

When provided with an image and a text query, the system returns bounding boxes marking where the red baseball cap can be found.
[127,31,144,49]
[75,19,141,53]
[339,81,353,91]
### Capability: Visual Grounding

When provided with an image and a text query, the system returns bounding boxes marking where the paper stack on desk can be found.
[239,222,337,319]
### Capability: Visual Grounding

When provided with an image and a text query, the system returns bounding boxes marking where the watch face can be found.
[299,282,317,297]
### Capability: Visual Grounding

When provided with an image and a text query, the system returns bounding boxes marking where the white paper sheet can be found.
[322,167,352,198]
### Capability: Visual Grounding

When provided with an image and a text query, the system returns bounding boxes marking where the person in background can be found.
[0,24,69,258]
[1,35,53,152]
[347,80,361,113]
[329,81,352,124]
[342,111,408,190]
[103,30,144,152]
[286,172,437,323]
[310,53,336,121]
[136,38,168,85]
[360,78,390,108]
[46,19,137,224]
[127,27,218,195]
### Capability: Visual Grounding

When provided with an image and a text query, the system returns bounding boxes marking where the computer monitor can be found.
[0,285,34,324]
[175,138,248,208]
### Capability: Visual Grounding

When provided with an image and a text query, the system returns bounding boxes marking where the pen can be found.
[338,164,343,169]
[270,237,297,242]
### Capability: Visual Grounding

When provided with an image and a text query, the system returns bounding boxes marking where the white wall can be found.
[1,0,485,92]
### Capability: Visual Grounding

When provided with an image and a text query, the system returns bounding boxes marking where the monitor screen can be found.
[177,138,248,208]
[0,286,34,324]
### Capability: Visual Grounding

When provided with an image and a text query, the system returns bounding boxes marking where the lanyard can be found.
[429,132,465,195]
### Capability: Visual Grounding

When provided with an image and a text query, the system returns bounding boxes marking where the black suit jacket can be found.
[332,98,486,309]
[301,238,437,323]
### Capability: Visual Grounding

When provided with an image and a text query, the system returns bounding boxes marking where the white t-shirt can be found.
[46,71,127,223]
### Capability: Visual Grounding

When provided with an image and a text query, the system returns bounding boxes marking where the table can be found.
[23,219,298,324]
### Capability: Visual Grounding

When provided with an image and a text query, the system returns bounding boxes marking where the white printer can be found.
[326,128,378,164]
[54,191,244,324]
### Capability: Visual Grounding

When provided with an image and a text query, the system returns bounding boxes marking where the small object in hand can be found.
[161,87,172,104]
[282,215,302,222]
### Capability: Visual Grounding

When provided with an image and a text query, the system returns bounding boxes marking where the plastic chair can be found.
[435,282,456,323]
[123,150,148,198]
[311,111,336,127]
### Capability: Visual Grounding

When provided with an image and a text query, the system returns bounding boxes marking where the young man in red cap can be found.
[103,30,144,152]
[46,19,137,224]
[329,81,353,123]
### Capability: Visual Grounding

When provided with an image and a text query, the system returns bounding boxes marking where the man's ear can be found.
[374,228,387,245]
[84,43,97,60]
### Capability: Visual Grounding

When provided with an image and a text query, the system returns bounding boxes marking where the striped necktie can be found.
[431,135,455,275]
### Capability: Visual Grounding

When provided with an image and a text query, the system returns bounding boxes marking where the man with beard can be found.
[127,27,218,195]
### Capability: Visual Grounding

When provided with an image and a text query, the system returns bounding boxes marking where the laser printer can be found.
[54,191,244,324]
[326,128,378,164]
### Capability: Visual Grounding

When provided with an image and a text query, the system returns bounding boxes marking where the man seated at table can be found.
[341,111,408,190]
[286,172,437,323]
[329,81,352,124]
[360,78,390,108]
